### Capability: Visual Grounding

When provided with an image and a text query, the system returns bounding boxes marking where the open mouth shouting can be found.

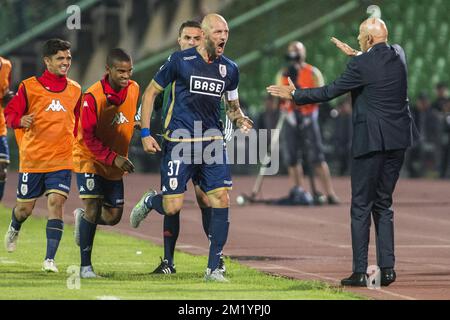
[217,41,226,54]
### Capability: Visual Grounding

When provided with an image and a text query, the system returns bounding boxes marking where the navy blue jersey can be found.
[153,47,239,141]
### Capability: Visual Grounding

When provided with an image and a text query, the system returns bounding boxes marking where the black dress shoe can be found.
[381,268,396,286]
[327,194,341,205]
[341,272,367,287]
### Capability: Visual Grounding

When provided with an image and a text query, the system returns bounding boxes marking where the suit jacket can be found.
[293,42,419,158]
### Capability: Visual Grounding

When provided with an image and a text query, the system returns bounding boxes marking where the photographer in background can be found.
[275,41,339,205]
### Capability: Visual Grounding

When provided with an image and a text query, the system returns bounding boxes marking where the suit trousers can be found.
[350,149,405,273]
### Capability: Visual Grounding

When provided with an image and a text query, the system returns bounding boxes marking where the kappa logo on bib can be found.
[45,99,67,112]
[111,112,129,125]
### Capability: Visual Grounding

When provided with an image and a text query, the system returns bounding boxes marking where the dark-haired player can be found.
[72,48,138,278]
[4,39,81,272]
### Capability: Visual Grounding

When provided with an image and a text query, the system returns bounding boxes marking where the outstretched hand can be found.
[331,37,360,56]
[266,77,296,100]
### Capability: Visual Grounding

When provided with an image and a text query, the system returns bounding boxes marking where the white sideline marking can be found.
[0,257,18,264]
[96,296,120,300]
[260,263,417,301]
[338,245,450,249]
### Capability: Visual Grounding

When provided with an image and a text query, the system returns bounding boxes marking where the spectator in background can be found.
[439,98,450,178]
[406,92,440,177]
[431,82,449,112]
[256,94,280,131]
[333,94,352,176]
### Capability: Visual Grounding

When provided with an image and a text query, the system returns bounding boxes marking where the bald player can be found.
[135,20,228,275]
[131,14,252,282]
[267,18,418,287]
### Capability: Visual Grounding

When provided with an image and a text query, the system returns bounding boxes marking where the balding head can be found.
[200,13,229,60]
[201,14,228,33]
[357,18,388,52]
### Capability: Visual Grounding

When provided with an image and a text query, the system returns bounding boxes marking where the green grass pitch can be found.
[0,205,362,300]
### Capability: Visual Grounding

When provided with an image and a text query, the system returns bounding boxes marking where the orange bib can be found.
[19,76,81,172]
[73,80,139,180]
[281,63,319,115]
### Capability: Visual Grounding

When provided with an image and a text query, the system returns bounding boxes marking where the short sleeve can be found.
[153,53,178,89]
[226,64,240,92]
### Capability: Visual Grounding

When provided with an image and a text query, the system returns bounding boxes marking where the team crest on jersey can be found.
[45,99,67,112]
[20,184,28,196]
[111,112,129,125]
[169,178,178,190]
[219,64,227,78]
[86,178,95,191]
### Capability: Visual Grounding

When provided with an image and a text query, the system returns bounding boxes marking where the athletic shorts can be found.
[76,173,124,208]
[17,169,72,202]
[0,135,10,163]
[160,140,232,196]
[281,110,325,167]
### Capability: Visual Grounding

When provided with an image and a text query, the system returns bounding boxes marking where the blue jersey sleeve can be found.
[153,53,178,89]
[226,63,240,92]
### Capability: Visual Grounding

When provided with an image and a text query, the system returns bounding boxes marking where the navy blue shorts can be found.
[160,140,232,196]
[76,173,124,208]
[17,170,72,202]
[0,135,10,163]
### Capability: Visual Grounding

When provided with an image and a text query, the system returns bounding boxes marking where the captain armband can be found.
[226,88,239,101]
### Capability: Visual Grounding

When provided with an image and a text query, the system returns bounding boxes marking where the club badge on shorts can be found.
[21,184,28,196]
[169,178,178,191]
[219,64,227,78]
[86,178,95,191]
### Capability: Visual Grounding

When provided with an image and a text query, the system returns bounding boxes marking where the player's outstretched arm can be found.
[140,81,162,154]
[225,99,253,134]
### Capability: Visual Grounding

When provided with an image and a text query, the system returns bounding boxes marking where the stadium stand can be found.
[1,0,449,174]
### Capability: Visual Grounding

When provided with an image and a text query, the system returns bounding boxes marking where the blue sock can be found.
[79,217,97,267]
[148,194,167,215]
[11,209,23,231]
[0,181,5,201]
[201,207,212,239]
[45,219,64,260]
[207,208,229,270]
[163,212,180,266]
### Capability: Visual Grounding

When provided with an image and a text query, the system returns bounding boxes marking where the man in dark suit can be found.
[267,17,419,287]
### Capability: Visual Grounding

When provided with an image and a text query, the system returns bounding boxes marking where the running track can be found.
[3,172,450,300]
